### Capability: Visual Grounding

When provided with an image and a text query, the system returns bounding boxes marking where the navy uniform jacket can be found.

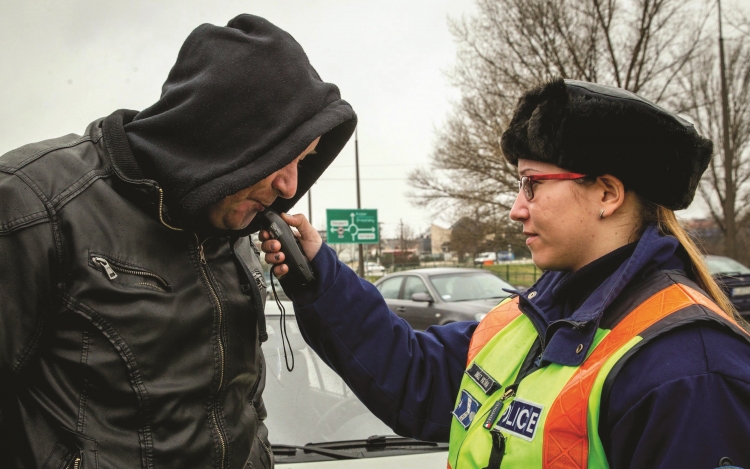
[281,226,750,469]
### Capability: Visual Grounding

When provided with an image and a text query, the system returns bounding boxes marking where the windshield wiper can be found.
[717,271,743,276]
[307,434,448,451]
[273,435,448,463]
[271,444,362,460]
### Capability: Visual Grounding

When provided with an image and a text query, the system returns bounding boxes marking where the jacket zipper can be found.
[92,256,172,291]
[251,270,266,296]
[195,235,228,469]
[65,454,81,469]
[258,436,272,467]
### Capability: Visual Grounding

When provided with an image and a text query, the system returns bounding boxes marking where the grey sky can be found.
[1,0,748,238]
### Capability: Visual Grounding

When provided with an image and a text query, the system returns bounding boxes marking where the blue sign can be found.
[495,398,544,441]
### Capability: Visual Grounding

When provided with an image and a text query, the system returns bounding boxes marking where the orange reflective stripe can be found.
[466,297,522,366]
[542,283,724,468]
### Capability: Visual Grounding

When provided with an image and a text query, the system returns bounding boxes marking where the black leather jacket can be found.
[0,112,273,469]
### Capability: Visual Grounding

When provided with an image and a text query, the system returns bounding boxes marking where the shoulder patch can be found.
[453,389,482,429]
[495,398,544,441]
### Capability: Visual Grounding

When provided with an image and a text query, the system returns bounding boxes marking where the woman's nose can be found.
[509,191,528,222]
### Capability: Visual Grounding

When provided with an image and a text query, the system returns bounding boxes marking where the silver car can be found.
[373,268,515,330]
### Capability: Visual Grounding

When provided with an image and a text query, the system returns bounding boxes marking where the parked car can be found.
[473,252,497,265]
[365,261,386,276]
[373,268,514,329]
[705,255,750,317]
[263,301,449,467]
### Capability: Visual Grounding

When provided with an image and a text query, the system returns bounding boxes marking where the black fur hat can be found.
[500,79,713,210]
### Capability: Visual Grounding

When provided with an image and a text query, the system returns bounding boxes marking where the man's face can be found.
[207,137,320,230]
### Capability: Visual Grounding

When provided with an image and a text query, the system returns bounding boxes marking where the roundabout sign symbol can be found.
[326,209,379,244]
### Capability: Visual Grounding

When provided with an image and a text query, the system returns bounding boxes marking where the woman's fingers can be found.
[278,212,323,260]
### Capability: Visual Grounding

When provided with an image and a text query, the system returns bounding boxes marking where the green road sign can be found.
[326,209,379,244]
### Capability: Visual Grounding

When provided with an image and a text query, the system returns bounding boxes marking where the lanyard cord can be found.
[270,270,295,372]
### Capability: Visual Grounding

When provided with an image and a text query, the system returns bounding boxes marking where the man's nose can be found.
[271,160,299,199]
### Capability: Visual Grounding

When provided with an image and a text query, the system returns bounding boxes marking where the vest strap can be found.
[467,297,521,365]
[482,429,506,469]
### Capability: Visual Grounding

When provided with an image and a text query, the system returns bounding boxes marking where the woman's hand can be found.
[259,212,322,279]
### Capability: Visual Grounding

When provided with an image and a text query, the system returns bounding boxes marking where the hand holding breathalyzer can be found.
[259,211,322,282]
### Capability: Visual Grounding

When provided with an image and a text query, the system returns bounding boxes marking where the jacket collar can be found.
[516,224,687,366]
[102,110,153,185]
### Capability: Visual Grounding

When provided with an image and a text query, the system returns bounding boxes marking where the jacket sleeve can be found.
[0,171,57,386]
[282,244,476,442]
[602,324,750,469]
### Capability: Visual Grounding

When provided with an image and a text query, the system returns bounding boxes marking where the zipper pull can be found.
[93,257,117,280]
[500,384,518,401]
[198,244,206,264]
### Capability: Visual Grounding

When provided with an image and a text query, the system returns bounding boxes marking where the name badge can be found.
[466,363,501,395]
[495,398,544,441]
[453,390,481,429]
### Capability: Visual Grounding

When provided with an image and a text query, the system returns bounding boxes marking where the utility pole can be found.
[355,127,365,277]
[718,0,737,258]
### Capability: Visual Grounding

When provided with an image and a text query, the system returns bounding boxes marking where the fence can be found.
[387,259,542,288]
[481,263,541,288]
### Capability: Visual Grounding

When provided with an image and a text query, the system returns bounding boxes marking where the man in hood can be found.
[0,14,356,469]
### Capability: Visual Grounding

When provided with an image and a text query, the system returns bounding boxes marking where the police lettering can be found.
[496,398,544,441]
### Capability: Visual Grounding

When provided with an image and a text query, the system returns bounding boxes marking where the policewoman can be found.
[261,79,750,468]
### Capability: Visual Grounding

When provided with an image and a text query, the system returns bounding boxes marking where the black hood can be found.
[124,14,357,231]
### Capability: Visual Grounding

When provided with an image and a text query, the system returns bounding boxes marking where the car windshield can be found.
[705,256,750,275]
[429,272,513,302]
[263,301,393,447]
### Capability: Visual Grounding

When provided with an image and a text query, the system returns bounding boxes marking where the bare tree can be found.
[409,0,709,225]
[397,219,417,252]
[674,22,750,260]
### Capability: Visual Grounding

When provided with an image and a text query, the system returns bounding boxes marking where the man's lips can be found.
[249,199,271,211]
[524,232,538,245]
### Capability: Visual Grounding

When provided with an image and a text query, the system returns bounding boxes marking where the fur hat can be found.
[500,79,713,210]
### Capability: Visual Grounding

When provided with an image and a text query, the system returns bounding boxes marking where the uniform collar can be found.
[515,225,686,366]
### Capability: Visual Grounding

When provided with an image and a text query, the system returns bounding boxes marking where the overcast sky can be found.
[1,0,748,238]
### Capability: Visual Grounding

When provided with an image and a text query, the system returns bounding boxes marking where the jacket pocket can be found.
[89,253,173,292]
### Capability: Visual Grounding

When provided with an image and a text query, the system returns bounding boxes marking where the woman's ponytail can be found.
[642,202,748,328]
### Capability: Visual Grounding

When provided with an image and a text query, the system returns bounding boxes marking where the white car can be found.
[473,252,497,265]
[264,301,449,467]
[365,262,386,276]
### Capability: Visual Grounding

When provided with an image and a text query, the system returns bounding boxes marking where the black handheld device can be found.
[257,209,316,285]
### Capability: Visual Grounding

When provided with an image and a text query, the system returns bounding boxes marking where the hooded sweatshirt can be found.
[124,14,356,230]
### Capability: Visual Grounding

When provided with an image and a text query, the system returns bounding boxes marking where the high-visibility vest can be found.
[447,278,749,469]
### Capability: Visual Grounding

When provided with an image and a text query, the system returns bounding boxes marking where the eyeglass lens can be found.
[519,177,534,200]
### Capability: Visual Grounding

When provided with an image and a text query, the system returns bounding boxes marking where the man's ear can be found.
[596,174,626,217]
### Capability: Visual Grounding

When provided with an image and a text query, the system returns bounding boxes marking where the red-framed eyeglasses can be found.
[518,173,588,201]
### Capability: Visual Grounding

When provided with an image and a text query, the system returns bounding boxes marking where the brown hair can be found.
[639,200,748,328]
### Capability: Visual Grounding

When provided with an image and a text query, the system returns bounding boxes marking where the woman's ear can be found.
[596,174,626,217]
